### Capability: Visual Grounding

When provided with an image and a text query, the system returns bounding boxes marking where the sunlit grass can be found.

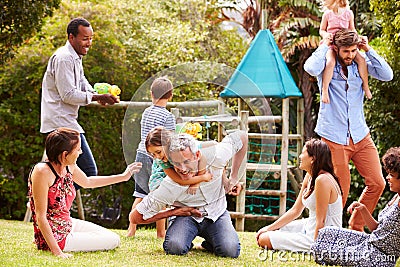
[0,219,323,266]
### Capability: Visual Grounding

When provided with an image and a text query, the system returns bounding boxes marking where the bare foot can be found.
[193,243,204,250]
[126,223,136,237]
[157,232,165,239]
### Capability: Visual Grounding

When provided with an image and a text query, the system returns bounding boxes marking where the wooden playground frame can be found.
[25,98,304,232]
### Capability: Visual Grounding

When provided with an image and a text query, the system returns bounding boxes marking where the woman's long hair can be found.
[304,139,342,198]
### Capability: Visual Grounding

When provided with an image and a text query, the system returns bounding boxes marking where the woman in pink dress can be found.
[28,127,141,258]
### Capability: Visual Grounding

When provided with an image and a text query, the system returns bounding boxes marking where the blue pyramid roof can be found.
[220,29,302,98]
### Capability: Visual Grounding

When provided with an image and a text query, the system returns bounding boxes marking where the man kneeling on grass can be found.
[129,130,247,258]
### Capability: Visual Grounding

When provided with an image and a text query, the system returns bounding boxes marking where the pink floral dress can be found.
[28,162,76,250]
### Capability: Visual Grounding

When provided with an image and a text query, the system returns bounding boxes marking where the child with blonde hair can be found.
[319,0,371,103]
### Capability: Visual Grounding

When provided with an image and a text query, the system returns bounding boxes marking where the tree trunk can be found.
[297,49,318,140]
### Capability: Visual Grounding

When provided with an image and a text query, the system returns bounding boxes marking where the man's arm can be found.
[304,42,330,77]
[54,57,118,106]
[224,131,248,193]
[54,59,92,105]
[129,207,201,224]
[130,178,192,223]
[359,36,393,81]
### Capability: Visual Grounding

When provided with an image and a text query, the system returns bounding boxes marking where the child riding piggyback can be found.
[319,0,371,104]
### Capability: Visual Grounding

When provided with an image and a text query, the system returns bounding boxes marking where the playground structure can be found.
[217,29,304,231]
[169,96,304,231]
[24,30,305,232]
[116,29,304,231]
[92,96,304,232]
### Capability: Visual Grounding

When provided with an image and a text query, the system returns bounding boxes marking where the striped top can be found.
[137,105,175,153]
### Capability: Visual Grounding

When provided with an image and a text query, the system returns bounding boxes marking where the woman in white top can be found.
[256,138,343,252]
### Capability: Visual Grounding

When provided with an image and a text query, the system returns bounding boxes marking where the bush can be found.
[0,0,246,225]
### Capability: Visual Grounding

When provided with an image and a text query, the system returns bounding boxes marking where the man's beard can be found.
[337,50,355,66]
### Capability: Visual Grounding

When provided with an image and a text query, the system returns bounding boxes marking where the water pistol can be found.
[177,122,202,140]
[93,83,121,98]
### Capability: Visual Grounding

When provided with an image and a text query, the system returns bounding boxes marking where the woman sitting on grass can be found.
[28,127,141,258]
[256,139,343,252]
[312,147,400,266]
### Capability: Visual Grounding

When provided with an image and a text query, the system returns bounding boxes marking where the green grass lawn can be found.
[0,219,357,267]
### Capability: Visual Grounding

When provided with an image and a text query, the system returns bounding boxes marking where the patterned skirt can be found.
[311,226,398,267]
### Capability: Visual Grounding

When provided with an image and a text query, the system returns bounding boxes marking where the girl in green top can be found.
[145,126,213,194]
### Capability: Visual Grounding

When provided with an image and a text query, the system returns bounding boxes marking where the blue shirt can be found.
[304,44,393,145]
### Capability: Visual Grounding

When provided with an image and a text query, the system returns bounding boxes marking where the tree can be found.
[0,0,247,223]
[216,0,283,38]
[350,0,381,39]
[366,0,400,154]
[215,0,322,139]
[0,0,61,63]
[272,0,321,139]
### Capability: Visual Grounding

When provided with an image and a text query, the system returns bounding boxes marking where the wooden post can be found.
[76,190,85,220]
[238,98,247,116]
[171,108,180,123]
[217,98,224,141]
[279,98,289,216]
[23,201,32,223]
[296,98,305,165]
[261,9,268,30]
[235,110,248,231]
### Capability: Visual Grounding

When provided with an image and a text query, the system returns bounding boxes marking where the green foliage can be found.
[0,35,52,219]
[0,0,246,224]
[349,0,381,39]
[365,0,400,155]
[0,0,61,62]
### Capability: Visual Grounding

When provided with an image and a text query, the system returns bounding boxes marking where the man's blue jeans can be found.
[163,210,240,258]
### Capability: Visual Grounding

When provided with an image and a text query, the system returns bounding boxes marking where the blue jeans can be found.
[133,151,153,198]
[75,134,97,190]
[163,210,240,258]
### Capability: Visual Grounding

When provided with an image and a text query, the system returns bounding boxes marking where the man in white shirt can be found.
[130,130,247,258]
